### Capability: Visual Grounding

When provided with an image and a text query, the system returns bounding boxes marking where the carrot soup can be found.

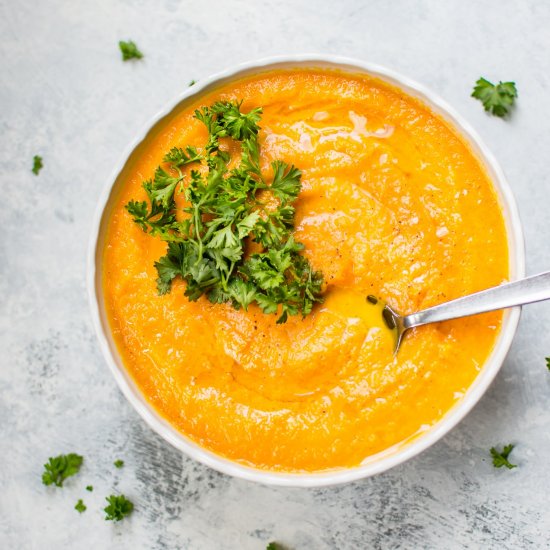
[103,69,508,472]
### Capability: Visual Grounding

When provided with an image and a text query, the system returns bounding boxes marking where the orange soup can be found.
[103,69,508,472]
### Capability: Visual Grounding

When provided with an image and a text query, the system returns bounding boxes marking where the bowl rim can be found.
[87,53,525,487]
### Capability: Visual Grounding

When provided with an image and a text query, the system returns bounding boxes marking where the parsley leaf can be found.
[119,40,143,61]
[32,155,43,175]
[236,211,260,239]
[266,544,281,550]
[246,254,286,290]
[163,146,202,167]
[42,453,83,487]
[471,78,518,117]
[154,245,184,295]
[490,444,517,469]
[210,101,262,140]
[270,161,301,204]
[104,494,134,521]
[240,137,261,178]
[86,485,93,492]
[126,100,324,323]
[189,80,196,87]
[114,459,124,468]
[228,278,257,310]
[75,499,86,513]
[546,357,550,371]
[125,185,176,237]
[148,170,180,209]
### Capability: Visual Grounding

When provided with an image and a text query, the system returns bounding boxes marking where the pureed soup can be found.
[103,69,508,472]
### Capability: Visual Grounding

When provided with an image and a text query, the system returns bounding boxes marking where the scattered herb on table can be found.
[75,499,86,513]
[490,444,517,469]
[119,40,143,61]
[114,459,124,469]
[126,100,324,323]
[104,494,134,521]
[546,357,550,371]
[42,453,83,487]
[32,155,43,175]
[189,79,196,86]
[471,78,518,117]
[266,544,281,550]
[86,485,93,492]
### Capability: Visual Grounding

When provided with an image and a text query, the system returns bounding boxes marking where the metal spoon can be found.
[382,271,550,354]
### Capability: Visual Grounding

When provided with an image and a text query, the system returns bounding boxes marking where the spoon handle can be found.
[404,271,550,329]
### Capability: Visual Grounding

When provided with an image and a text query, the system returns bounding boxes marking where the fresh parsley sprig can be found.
[119,40,143,61]
[471,78,517,117]
[75,499,86,513]
[490,444,517,469]
[126,100,323,323]
[42,453,83,487]
[104,494,134,521]
[32,155,43,175]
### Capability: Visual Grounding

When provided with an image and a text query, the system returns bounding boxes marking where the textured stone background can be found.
[1,0,549,548]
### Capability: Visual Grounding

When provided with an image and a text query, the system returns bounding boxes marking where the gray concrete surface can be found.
[1,0,549,548]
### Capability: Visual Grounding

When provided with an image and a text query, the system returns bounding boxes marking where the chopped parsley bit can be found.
[266,544,281,550]
[32,155,43,175]
[118,40,143,61]
[42,453,83,487]
[126,100,324,324]
[546,357,550,371]
[490,444,517,469]
[189,79,196,86]
[104,494,134,521]
[114,459,124,469]
[75,499,86,513]
[86,485,93,492]
[471,77,518,117]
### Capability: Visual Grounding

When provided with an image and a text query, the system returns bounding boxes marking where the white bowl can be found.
[87,55,525,487]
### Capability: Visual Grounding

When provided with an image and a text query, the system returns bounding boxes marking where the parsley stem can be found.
[220,261,237,290]
[193,205,204,264]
